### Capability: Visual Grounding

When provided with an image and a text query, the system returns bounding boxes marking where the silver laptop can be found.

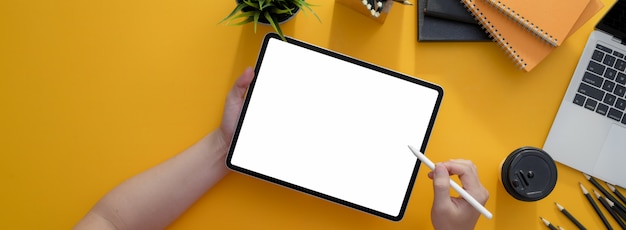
[544,0,626,188]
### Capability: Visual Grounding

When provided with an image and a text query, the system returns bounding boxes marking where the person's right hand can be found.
[428,160,489,230]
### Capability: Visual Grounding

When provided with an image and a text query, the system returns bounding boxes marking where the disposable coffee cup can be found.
[500,146,558,201]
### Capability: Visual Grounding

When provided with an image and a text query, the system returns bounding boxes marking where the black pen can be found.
[595,190,626,229]
[556,202,586,230]
[580,183,612,230]
[585,173,626,214]
[607,183,626,207]
[540,216,558,230]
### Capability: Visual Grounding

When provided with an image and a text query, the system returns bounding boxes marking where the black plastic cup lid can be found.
[501,147,558,201]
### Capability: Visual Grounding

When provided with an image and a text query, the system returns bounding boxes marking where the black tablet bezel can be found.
[226,33,443,221]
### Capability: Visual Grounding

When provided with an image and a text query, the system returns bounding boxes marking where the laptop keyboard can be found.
[575,43,626,125]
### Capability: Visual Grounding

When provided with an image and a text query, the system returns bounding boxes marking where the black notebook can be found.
[418,0,490,41]
[424,0,476,24]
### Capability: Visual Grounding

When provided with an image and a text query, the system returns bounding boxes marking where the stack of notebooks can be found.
[418,0,604,71]
[418,0,491,41]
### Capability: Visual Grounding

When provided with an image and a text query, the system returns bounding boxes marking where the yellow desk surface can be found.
[1,0,624,229]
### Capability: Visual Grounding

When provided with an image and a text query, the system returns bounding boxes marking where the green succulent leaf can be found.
[258,0,267,10]
[220,0,321,40]
[231,13,256,26]
[225,11,256,25]
[264,11,286,41]
[218,3,249,24]
[294,0,321,22]
[270,7,294,15]
[253,11,261,33]
[243,0,259,8]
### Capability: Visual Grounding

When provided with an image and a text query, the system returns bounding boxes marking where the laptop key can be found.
[615,84,626,97]
[578,82,605,101]
[597,44,613,53]
[622,113,626,125]
[574,94,586,106]
[617,72,626,85]
[604,94,617,106]
[597,103,609,115]
[616,59,626,71]
[592,50,605,62]
[605,68,617,80]
[585,98,598,111]
[583,72,604,87]
[615,50,625,59]
[616,98,626,110]
[588,61,606,76]
[604,55,617,67]
[608,108,623,121]
[603,79,616,92]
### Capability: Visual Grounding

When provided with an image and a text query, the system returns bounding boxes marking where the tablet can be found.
[226,33,443,221]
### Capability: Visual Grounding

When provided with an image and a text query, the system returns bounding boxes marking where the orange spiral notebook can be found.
[486,0,592,47]
[461,0,603,71]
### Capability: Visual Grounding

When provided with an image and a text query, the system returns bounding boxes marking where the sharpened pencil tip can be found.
[593,189,602,198]
[579,182,589,194]
[555,202,564,210]
[583,173,591,180]
[605,197,614,206]
[540,217,550,225]
[607,183,616,192]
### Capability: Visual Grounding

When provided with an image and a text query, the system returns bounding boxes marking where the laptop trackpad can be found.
[593,125,626,186]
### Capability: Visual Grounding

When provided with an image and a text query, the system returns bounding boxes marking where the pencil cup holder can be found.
[500,146,558,201]
[335,0,394,23]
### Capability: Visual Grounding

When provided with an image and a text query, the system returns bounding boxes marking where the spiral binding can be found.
[486,0,558,47]
[460,0,527,70]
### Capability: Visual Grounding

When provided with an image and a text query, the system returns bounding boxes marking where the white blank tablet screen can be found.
[227,34,442,221]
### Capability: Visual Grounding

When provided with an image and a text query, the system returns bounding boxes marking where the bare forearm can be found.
[75,130,230,230]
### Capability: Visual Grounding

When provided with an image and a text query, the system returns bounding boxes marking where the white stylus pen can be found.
[408,145,493,219]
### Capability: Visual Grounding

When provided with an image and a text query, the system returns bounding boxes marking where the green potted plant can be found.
[220,0,320,41]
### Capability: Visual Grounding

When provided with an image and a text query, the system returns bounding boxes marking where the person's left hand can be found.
[219,67,254,145]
